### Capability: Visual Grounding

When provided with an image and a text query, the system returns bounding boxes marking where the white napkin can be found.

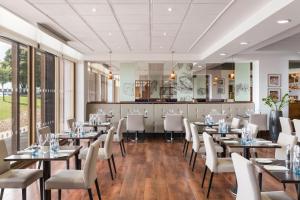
[231,129,242,133]
[223,140,239,144]
[263,165,288,171]
[194,122,204,125]
[58,149,74,153]
[255,140,272,144]
[205,128,216,132]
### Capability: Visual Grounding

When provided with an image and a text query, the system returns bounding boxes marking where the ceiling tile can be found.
[71,3,112,16]
[113,4,148,15]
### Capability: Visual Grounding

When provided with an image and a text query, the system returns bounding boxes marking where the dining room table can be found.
[193,121,219,128]
[4,145,82,200]
[57,131,101,146]
[254,159,300,200]
[83,121,111,132]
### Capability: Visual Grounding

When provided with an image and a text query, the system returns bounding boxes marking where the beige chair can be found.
[164,114,184,141]
[293,119,300,142]
[227,123,259,157]
[0,140,43,200]
[80,127,117,180]
[201,132,234,198]
[99,118,127,157]
[46,140,101,200]
[231,117,241,129]
[232,153,293,200]
[67,118,75,131]
[279,117,293,134]
[126,114,145,141]
[249,114,267,132]
[190,124,223,171]
[183,118,193,157]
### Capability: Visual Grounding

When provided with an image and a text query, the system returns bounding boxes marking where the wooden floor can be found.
[3,138,298,200]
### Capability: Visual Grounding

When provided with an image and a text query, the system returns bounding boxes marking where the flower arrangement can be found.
[262,93,289,111]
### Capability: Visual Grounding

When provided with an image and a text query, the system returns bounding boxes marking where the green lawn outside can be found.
[0,95,41,120]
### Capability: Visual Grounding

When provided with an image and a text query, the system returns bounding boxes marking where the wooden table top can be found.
[219,139,281,149]
[57,132,101,140]
[4,146,82,161]
[254,160,300,183]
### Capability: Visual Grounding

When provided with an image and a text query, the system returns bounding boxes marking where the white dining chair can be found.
[293,119,300,142]
[0,139,43,200]
[232,153,293,200]
[126,114,145,141]
[164,114,184,141]
[231,117,241,129]
[201,132,234,198]
[99,118,127,157]
[183,118,193,157]
[279,117,293,134]
[46,140,101,200]
[190,124,223,172]
[80,127,117,180]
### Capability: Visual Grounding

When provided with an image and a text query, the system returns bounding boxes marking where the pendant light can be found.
[108,51,113,80]
[169,51,176,80]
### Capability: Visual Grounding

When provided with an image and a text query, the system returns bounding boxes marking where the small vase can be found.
[269,110,282,142]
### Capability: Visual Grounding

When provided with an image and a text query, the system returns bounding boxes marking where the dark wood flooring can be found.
[2,138,298,200]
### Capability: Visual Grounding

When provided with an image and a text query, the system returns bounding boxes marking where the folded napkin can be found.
[255,140,272,144]
[194,122,204,125]
[219,137,231,140]
[101,122,111,126]
[18,150,34,154]
[263,165,288,171]
[223,140,239,144]
[231,129,242,133]
[205,128,217,132]
[58,149,75,153]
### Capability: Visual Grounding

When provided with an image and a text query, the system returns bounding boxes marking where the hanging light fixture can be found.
[169,51,176,80]
[108,51,113,80]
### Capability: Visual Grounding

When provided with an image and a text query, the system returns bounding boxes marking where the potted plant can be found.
[262,93,289,142]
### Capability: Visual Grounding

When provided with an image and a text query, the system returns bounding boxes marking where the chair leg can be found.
[183,140,187,153]
[66,159,70,169]
[255,152,258,158]
[135,131,138,141]
[201,166,208,188]
[192,152,198,171]
[189,149,194,166]
[119,142,124,157]
[95,179,102,200]
[87,189,93,200]
[39,178,43,200]
[283,183,286,190]
[107,159,114,180]
[258,172,262,191]
[38,161,42,169]
[0,189,4,200]
[58,189,61,200]
[111,154,117,174]
[22,188,26,200]
[185,142,189,158]
[207,172,214,198]
[122,140,126,154]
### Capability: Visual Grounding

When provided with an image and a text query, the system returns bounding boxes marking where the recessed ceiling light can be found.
[220,53,227,56]
[240,42,248,45]
[168,7,172,12]
[92,8,96,12]
[277,19,291,24]
[108,32,112,36]
[163,32,167,36]
[159,46,163,49]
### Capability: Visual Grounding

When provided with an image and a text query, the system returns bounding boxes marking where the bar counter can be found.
[86,101,254,133]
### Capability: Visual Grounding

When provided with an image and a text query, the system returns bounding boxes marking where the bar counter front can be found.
[86,101,254,133]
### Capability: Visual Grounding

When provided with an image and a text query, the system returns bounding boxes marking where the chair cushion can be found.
[261,191,293,200]
[45,170,86,189]
[0,169,43,188]
[113,134,122,142]
[216,158,234,173]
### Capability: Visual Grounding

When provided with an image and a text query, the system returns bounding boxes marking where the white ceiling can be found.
[0,0,300,63]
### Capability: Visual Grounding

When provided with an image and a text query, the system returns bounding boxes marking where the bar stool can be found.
[126,114,145,142]
[164,114,183,142]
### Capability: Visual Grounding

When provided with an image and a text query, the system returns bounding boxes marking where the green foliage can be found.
[262,93,290,111]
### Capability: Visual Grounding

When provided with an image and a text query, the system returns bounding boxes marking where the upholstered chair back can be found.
[293,119,300,142]
[67,118,75,131]
[115,118,126,141]
[83,140,100,188]
[279,117,293,134]
[190,123,201,152]
[249,114,267,131]
[164,114,183,132]
[247,123,259,138]
[203,132,217,172]
[275,132,298,159]
[183,118,192,142]
[126,114,145,132]
[0,140,10,174]
[231,117,240,129]
[104,127,115,158]
[232,153,261,200]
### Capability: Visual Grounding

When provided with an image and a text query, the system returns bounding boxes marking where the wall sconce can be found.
[228,73,235,80]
